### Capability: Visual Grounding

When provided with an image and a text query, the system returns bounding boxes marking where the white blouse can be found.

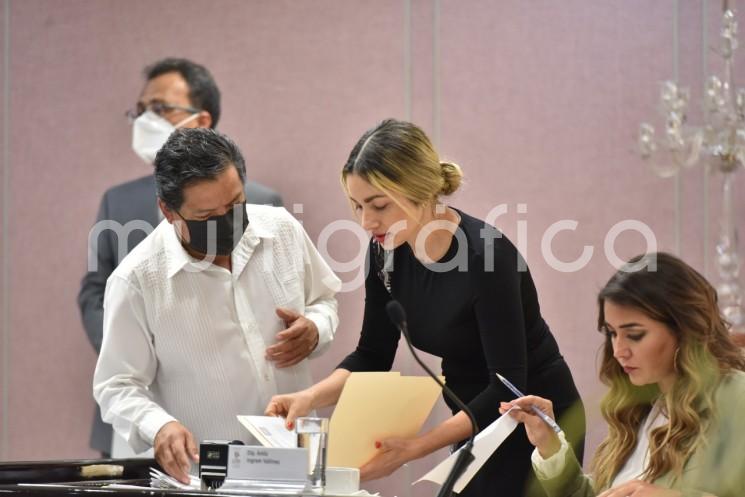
[532,402,668,485]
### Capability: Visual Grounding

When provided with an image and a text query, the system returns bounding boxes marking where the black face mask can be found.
[177,202,249,256]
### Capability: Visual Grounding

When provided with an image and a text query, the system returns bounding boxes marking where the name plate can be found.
[227,446,308,483]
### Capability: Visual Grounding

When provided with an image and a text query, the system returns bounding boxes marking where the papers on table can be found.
[414,408,519,493]
[237,415,298,448]
[145,466,380,496]
[237,372,442,469]
[149,467,200,490]
[148,467,304,495]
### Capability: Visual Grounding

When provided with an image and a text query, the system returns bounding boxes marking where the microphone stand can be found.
[385,301,478,497]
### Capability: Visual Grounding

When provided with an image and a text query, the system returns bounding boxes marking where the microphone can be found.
[385,300,477,497]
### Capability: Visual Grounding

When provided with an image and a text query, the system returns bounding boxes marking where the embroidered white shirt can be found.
[93,205,340,453]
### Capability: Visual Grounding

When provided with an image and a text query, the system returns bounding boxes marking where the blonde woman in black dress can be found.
[267,119,585,496]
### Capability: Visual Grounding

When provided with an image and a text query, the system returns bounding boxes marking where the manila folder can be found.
[327,372,441,468]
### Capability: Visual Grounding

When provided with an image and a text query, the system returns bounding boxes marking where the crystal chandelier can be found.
[638,5,745,334]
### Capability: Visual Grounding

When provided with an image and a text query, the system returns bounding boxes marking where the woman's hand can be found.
[499,395,561,458]
[597,480,683,497]
[264,390,314,430]
[359,437,422,481]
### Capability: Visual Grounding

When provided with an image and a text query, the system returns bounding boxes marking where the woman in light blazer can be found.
[501,252,745,497]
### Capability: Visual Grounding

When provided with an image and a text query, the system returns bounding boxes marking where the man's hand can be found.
[265,307,319,368]
[153,421,199,484]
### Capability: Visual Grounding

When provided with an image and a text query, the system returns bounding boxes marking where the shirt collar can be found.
[231,212,275,278]
[163,208,275,279]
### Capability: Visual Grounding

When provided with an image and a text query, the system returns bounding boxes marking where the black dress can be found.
[338,209,585,497]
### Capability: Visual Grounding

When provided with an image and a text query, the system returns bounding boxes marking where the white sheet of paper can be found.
[237,415,297,448]
[414,409,519,493]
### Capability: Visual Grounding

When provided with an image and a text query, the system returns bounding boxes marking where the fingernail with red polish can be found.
[287,422,294,430]
[375,441,381,449]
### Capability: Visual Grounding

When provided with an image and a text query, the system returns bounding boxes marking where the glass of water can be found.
[296,417,329,490]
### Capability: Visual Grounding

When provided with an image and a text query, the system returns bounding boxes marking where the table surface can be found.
[0,458,360,497]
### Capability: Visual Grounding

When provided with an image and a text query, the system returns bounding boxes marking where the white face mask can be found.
[131,110,200,164]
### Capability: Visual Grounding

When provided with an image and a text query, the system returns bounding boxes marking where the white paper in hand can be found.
[415,410,519,493]
[237,415,297,448]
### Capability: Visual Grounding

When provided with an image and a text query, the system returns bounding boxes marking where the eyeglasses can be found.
[125,101,201,123]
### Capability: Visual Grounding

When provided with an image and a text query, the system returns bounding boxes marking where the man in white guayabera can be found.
[93,127,340,484]
[79,58,282,459]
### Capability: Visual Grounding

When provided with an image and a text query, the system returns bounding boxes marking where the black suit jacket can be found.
[78,174,282,453]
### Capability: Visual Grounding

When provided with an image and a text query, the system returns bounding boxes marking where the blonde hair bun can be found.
[440,161,463,196]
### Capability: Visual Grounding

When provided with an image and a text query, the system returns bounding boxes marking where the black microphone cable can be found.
[385,300,478,497]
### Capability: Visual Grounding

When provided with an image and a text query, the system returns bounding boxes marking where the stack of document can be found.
[238,415,297,448]
[148,467,306,495]
[148,467,199,490]
[146,467,379,496]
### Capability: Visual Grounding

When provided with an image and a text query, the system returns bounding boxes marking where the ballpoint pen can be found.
[496,373,563,434]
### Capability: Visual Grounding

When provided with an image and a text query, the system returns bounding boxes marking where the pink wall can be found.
[0,0,6,459]
[1,0,744,495]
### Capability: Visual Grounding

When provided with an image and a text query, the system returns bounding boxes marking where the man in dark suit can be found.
[78,58,282,457]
